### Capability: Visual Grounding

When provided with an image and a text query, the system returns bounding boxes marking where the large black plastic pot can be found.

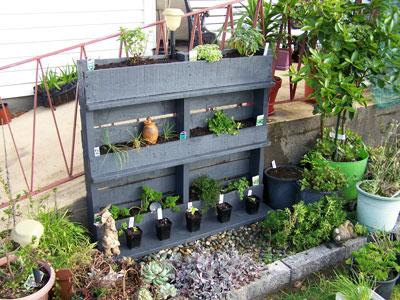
[35,80,77,107]
[264,166,302,209]
[186,211,202,232]
[375,272,399,299]
[155,218,172,241]
[216,202,232,223]
[299,189,338,204]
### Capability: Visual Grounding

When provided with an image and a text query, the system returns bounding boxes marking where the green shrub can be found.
[194,44,223,62]
[208,110,241,136]
[262,196,346,252]
[221,177,250,200]
[191,175,221,213]
[229,27,265,57]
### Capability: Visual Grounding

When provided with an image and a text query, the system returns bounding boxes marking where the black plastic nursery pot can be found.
[155,218,172,241]
[186,211,202,232]
[264,166,303,209]
[299,188,338,204]
[125,227,143,249]
[216,202,232,223]
[245,195,260,214]
[375,272,399,300]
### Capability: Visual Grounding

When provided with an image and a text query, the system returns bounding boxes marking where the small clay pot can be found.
[143,117,158,144]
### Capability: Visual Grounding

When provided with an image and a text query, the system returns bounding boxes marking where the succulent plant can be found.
[170,246,265,299]
[156,283,177,300]
[137,288,153,300]
[141,261,174,286]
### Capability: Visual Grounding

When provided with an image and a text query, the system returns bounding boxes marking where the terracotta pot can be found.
[55,268,73,300]
[142,117,158,144]
[268,76,282,116]
[276,48,290,71]
[0,103,12,125]
[304,82,315,101]
[0,255,56,300]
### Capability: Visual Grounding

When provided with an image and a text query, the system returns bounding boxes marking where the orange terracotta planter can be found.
[0,103,12,125]
[268,76,282,116]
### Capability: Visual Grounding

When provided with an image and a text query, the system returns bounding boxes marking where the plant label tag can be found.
[189,50,198,61]
[256,115,264,126]
[94,147,100,157]
[219,194,224,204]
[87,58,95,71]
[263,42,270,56]
[128,217,134,228]
[180,131,187,140]
[187,202,193,209]
[247,189,253,196]
[252,175,260,186]
[272,160,277,169]
[338,134,346,140]
[157,208,163,220]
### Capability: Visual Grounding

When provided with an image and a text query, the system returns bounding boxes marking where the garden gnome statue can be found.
[98,206,120,257]
[332,220,357,245]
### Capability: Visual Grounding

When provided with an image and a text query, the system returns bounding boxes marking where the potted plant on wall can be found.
[244,193,260,214]
[299,153,347,204]
[118,222,143,249]
[185,206,202,232]
[291,0,400,200]
[191,175,221,215]
[356,121,400,232]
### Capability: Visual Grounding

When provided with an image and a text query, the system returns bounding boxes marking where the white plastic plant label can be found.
[272,160,277,169]
[252,175,260,186]
[94,147,100,157]
[87,58,95,71]
[189,50,198,62]
[157,208,163,220]
[329,131,346,141]
[263,42,270,56]
[128,217,134,228]
[219,194,224,204]
[256,115,264,126]
[247,189,253,196]
[187,202,193,209]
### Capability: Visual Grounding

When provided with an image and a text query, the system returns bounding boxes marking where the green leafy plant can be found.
[208,110,242,136]
[162,195,180,212]
[361,121,400,197]
[330,272,374,300]
[130,132,144,151]
[194,44,223,62]
[109,204,121,220]
[262,196,346,252]
[162,121,177,141]
[299,153,347,192]
[191,175,221,214]
[40,64,77,91]
[187,206,199,215]
[291,0,400,160]
[118,27,147,60]
[118,222,139,236]
[229,27,265,57]
[348,242,400,282]
[140,185,163,212]
[103,129,129,169]
[222,177,250,200]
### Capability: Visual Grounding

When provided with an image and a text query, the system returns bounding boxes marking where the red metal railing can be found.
[0,0,271,208]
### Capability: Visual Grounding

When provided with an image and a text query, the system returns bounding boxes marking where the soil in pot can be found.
[95,56,179,70]
[216,202,232,223]
[375,272,399,300]
[264,166,303,209]
[155,218,172,241]
[268,76,282,116]
[245,195,260,214]
[186,211,202,232]
[125,227,143,249]
[190,117,256,138]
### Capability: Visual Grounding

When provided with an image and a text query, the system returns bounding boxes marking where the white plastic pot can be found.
[356,180,400,232]
[336,290,384,300]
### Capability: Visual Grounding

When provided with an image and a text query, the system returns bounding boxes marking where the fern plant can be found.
[208,110,242,136]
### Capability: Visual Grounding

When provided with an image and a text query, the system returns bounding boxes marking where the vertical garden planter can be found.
[78,53,274,257]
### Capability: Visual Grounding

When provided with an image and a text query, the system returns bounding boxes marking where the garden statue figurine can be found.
[332,220,357,245]
[97,206,121,257]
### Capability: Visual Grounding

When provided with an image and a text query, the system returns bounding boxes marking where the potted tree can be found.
[356,121,400,232]
[299,153,347,204]
[264,165,303,209]
[291,0,400,200]
[185,207,202,232]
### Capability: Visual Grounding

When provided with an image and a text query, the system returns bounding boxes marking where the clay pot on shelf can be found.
[0,103,12,125]
[268,76,282,116]
[143,117,158,144]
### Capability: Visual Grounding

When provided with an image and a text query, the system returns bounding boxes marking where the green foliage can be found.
[299,153,347,192]
[141,185,163,212]
[229,27,265,57]
[162,121,177,141]
[329,272,373,300]
[361,121,400,197]
[109,204,121,220]
[222,177,250,200]
[187,206,199,215]
[348,242,400,281]
[354,223,369,237]
[118,221,128,236]
[34,209,95,269]
[40,64,77,91]
[191,175,221,214]
[130,132,144,151]
[262,196,346,252]
[103,129,129,169]
[162,195,180,212]
[194,44,223,62]
[313,128,368,162]
[208,110,242,136]
[118,27,146,58]
[141,260,177,299]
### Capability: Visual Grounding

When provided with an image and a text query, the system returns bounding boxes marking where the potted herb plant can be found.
[348,242,400,300]
[244,194,260,214]
[185,207,202,232]
[190,175,220,214]
[155,217,172,241]
[216,202,232,223]
[208,110,242,136]
[356,121,400,232]
[118,222,142,249]
[332,273,383,300]
[299,153,347,204]
[264,165,302,209]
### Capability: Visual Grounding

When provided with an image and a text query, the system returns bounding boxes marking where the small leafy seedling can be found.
[194,44,223,62]
[208,110,242,136]
[187,207,199,215]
